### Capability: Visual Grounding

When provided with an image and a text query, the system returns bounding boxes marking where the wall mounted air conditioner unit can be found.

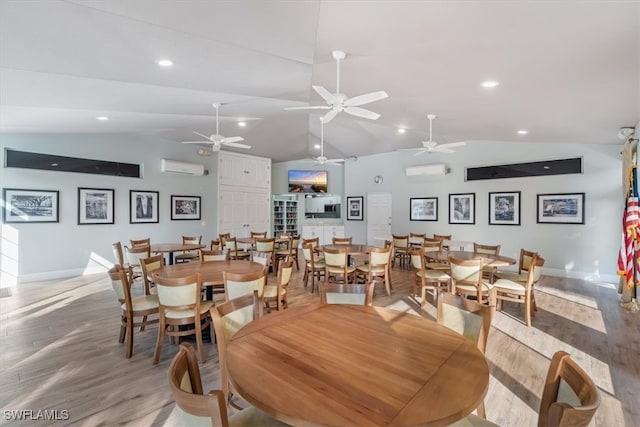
[405,163,448,177]
[161,159,205,176]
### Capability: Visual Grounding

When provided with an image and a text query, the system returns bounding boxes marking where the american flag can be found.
[618,174,640,289]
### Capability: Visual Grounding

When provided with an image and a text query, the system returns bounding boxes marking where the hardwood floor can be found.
[0,262,638,426]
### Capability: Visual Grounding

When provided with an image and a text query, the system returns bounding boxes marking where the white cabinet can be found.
[219,152,270,189]
[302,225,344,245]
[219,188,270,237]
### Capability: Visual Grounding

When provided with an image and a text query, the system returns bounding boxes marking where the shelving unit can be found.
[273,195,298,237]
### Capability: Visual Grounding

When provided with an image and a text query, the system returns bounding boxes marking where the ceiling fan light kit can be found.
[301,117,345,166]
[399,113,466,155]
[182,103,251,151]
[284,50,388,123]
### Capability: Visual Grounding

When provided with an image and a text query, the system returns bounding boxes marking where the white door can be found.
[366,193,392,246]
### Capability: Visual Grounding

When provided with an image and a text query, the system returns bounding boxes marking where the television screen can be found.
[288,170,328,193]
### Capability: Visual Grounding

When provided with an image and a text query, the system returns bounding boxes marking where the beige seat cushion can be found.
[425,262,448,270]
[493,278,526,292]
[165,301,214,319]
[263,285,286,299]
[454,282,494,293]
[355,264,386,274]
[416,270,450,281]
[494,271,527,282]
[326,266,356,275]
[124,295,159,312]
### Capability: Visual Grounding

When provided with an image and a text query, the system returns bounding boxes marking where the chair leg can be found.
[195,317,206,363]
[384,273,391,296]
[525,291,532,327]
[153,316,165,365]
[477,400,487,419]
[140,315,147,332]
[118,315,126,343]
[126,316,134,358]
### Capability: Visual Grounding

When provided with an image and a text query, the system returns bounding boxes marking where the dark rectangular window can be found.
[5,149,141,178]
[466,158,582,181]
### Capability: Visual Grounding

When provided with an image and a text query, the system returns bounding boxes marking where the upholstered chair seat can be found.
[123,294,159,312]
[164,301,214,320]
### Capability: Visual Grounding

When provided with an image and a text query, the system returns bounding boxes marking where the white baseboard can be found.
[541,267,618,285]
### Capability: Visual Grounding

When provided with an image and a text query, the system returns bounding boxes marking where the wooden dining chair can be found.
[332,236,353,245]
[323,246,356,284]
[302,243,326,293]
[130,237,151,248]
[168,342,285,426]
[452,351,600,427]
[224,237,250,261]
[125,244,150,283]
[264,259,293,312]
[302,237,322,256]
[355,245,392,296]
[199,249,229,262]
[473,243,501,283]
[409,232,426,248]
[449,256,494,304]
[319,282,375,306]
[410,248,450,306]
[250,231,267,238]
[275,235,300,272]
[107,265,159,358]
[392,234,410,269]
[433,234,452,250]
[175,235,202,263]
[210,239,221,251]
[249,251,272,270]
[494,248,538,282]
[139,254,165,295]
[422,240,449,271]
[223,268,267,301]
[210,290,264,408]
[255,237,276,273]
[151,272,213,365]
[112,241,127,268]
[494,254,545,326]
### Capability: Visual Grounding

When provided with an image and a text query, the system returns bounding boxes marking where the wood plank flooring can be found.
[1,261,638,426]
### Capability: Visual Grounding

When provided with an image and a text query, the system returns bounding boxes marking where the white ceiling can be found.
[1,1,638,163]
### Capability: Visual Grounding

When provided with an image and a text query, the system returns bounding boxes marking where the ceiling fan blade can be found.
[284,105,331,111]
[398,147,422,151]
[437,141,466,149]
[312,85,337,104]
[413,149,428,156]
[432,147,455,154]
[223,141,251,149]
[182,140,210,145]
[327,158,345,163]
[423,141,438,149]
[344,106,381,120]
[344,90,389,107]
[221,136,245,144]
[192,131,211,141]
[322,109,339,123]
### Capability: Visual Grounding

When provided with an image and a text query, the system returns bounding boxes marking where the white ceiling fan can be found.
[285,50,388,123]
[301,118,345,166]
[400,114,466,155]
[182,103,251,151]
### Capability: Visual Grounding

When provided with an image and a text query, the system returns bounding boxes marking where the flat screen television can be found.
[288,170,328,193]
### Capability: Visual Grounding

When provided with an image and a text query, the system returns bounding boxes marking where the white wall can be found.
[343,141,621,282]
[1,134,218,283]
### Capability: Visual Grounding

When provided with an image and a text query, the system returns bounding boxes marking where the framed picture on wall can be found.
[448,193,475,224]
[171,195,201,220]
[347,196,364,221]
[78,188,114,225]
[130,190,159,224]
[410,197,438,221]
[537,192,585,224]
[2,188,59,223]
[488,191,520,226]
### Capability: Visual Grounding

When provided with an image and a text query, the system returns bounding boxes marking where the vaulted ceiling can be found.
[1,1,638,163]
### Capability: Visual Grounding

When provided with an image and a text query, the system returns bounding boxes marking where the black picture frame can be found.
[78,188,114,225]
[488,191,520,226]
[130,190,159,224]
[410,197,438,221]
[2,188,59,223]
[537,192,585,224]
[347,196,364,221]
[448,193,475,224]
[171,195,201,220]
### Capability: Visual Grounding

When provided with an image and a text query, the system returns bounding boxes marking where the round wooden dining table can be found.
[153,260,264,286]
[150,243,205,265]
[227,303,490,426]
[429,250,516,267]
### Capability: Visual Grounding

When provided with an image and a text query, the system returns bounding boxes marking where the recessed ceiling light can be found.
[314,144,321,149]
[517,130,529,135]
[481,80,499,88]
[238,122,247,127]
[96,116,109,121]
[51,163,59,167]
[157,59,174,67]
[543,166,551,170]
[397,128,406,134]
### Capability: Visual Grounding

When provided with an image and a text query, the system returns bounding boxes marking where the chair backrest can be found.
[199,249,229,262]
[437,292,495,354]
[537,351,600,427]
[369,246,392,268]
[107,265,133,313]
[433,234,452,242]
[223,268,267,301]
[223,237,240,257]
[448,256,483,285]
[323,246,350,281]
[210,240,221,251]
[530,256,545,283]
[250,251,272,267]
[276,258,294,288]
[182,235,202,245]
[250,231,267,238]
[474,243,501,256]
[255,237,275,253]
[130,238,150,248]
[112,242,125,266]
[319,282,375,306]
[126,245,151,268]
[519,248,539,274]
[409,232,426,246]
[210,291,262,404]
[287,235,301,255]
[167,342,231,427]
[422,240,443,254]
[218,233,231,247]
[302,237,320,252]
[140,254,165,294]
[332,236,352,245]
[153,273,202,310]
[392,234,409,249]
